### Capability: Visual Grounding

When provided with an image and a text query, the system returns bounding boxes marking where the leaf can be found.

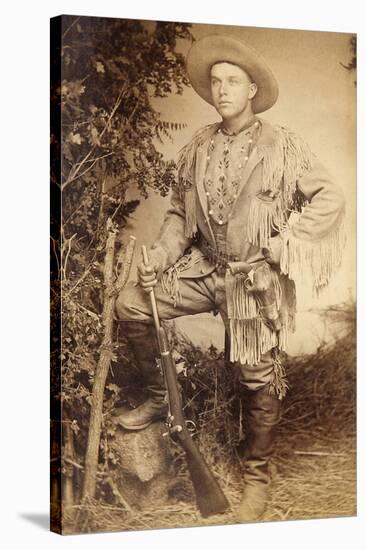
[95,61,105,74]
[106,383,120,395]
[68,132,83,145]
[90,125,100,146]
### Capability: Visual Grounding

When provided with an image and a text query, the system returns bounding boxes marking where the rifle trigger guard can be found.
[185,420,197,433]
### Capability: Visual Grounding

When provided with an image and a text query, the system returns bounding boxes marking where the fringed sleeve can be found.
[250,125,346,293]
[151,186,192,273]
[279,155,346,293]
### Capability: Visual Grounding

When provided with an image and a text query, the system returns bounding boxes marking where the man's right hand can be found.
[137,250,162,292]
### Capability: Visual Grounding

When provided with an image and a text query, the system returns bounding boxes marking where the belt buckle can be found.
[215,257,227,275]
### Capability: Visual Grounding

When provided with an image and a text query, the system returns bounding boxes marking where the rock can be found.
[109,419,176,509]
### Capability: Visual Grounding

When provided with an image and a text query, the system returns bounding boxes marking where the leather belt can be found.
[196,235,239,274]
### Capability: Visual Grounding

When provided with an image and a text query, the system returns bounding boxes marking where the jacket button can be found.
[234,256,239,261]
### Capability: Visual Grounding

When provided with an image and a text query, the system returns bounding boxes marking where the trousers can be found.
[115,269,276,391]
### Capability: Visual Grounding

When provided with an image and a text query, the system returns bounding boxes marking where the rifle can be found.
[142,245,230,518]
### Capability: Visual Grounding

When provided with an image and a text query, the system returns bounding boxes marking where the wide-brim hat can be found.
[186,35,279,114]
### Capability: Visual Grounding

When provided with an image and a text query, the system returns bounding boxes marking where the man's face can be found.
[210,62,257,120]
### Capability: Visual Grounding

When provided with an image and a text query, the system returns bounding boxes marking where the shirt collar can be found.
[219,115,258,136]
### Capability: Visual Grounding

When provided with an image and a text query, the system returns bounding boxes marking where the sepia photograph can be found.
[50,14,356,535]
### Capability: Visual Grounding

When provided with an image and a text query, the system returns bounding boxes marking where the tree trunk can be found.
[62,419,75,521]
[78,225,135,526]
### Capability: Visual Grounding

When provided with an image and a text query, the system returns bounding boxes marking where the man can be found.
[115,35,345,522]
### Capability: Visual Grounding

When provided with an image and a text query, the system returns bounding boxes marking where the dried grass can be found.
[65,302,356,534]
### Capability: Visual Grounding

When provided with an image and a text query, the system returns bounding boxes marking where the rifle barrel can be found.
[141,245,230,517]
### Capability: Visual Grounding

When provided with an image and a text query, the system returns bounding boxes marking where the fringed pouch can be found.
[225,265,290,366]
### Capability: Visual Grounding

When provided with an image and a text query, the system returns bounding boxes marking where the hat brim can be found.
[186,35,279,114]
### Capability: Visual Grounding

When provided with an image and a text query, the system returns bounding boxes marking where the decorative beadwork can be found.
[204,119,262,225]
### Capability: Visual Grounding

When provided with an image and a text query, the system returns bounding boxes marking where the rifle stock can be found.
[178,428,230,517]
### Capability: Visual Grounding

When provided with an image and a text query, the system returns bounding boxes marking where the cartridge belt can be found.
[197,235,240,274]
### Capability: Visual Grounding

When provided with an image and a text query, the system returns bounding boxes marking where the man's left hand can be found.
[262,235,282,266]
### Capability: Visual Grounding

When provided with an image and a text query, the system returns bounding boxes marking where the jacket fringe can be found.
[225,269,290,365]
[160,250,202,307]
[249,126,312,247]
[280,208,346,294]
[176,124,220,238]
[258,125,313,200]
[229,318,290,365]
[160,261,296,367]
[225,272,258,319]
[161,266,182,308]
[247,195,287,248]
[268,348,289,400]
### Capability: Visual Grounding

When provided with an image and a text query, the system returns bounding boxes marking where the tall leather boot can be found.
[236,384,282,522]
[114,321,168,430]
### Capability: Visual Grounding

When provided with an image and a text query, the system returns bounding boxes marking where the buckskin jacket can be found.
[149,118,346,367]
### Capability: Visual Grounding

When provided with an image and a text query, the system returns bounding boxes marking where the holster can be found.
[245,262,282,332]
